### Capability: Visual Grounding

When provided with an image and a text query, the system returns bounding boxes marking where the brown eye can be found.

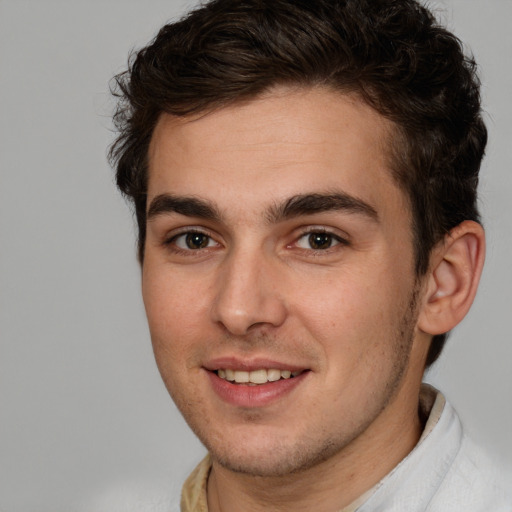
[307,232,334,250]
[185,233,210,249]
[295,231,345,251]
[172,232,215,250]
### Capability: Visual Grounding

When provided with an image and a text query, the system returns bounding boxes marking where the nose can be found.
[210,249,287,336]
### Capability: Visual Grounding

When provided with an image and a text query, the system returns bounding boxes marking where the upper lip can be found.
[203,357,307,372]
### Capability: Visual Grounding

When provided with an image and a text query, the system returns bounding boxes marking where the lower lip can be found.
[206,370,309,408]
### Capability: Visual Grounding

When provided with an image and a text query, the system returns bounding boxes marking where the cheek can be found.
[295,265,411,360]
[142,268,207,376]
[143,263,209,329]
[295,268,388,331]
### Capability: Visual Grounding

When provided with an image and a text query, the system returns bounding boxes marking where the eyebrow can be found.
[147,194,222,222]
[267,192,379,223]
[146,191,378,224]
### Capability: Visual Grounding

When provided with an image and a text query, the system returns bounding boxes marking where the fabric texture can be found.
[181,385,511,511]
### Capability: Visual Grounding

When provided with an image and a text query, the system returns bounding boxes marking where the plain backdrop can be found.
[0,1,511,510]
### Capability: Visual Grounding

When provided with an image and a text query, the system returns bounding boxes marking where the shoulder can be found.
[427,434,512,512]
[358,387,511,512]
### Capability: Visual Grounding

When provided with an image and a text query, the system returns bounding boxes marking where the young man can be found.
[110,0,509,510]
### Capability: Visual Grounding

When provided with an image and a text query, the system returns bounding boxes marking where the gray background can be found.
[0,1,510,510]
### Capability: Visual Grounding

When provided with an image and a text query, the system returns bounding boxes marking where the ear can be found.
[417,220,485,335]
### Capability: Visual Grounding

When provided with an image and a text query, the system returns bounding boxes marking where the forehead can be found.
[147,87,407,218]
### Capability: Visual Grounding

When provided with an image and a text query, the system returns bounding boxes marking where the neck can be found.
[207,381,424,512]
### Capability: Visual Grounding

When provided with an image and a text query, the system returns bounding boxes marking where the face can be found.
[143,87,428,477]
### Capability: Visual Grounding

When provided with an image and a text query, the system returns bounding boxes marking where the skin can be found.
[143,87,436,511]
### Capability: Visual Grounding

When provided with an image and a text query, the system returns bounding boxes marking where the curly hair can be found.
[109,0,487,367]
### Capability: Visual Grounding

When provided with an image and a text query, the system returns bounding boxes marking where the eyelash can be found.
[162,227,349,254]
[293,227,349,252]
[163,228,218,253]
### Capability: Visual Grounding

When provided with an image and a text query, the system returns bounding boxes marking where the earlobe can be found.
[417,220,485,335]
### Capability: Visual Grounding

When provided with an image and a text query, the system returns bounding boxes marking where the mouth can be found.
[203,358,310,406]
[205,362,309,407]
[215,368,304,385]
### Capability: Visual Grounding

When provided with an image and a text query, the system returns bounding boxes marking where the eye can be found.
[173,231,216,250]
[296,231,342,250]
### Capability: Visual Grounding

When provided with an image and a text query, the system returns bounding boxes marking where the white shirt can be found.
[355,385,511,511]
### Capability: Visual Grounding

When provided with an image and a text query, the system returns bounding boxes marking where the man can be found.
[109,0,509,510]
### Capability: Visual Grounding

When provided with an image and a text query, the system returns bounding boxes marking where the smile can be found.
[216,368,303,385]
[206,364,309,407]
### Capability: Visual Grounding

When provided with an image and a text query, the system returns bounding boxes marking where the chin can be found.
[201,427,349,477]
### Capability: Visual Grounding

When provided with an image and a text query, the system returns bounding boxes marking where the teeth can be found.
[216,368,302,384]
[248,369,268,384]
[234,370,249,383]
[267,369,281,382]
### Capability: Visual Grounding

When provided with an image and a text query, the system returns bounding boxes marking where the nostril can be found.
[210,261,288,334]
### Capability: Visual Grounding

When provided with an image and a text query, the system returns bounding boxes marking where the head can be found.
[110,0,487,369]
[110,0,488,484]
